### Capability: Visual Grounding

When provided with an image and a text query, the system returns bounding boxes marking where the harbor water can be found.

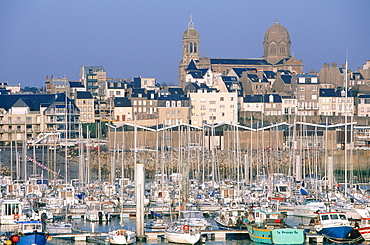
[1,216,362,245]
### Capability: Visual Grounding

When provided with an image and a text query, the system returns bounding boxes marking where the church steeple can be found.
[182,14,200,64]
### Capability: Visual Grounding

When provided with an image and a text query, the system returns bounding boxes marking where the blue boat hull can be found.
[18,232,48,245]
[317,226,353,240]
[247,225,305,244]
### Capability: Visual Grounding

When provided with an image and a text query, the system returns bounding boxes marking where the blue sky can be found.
[0,0,369,87]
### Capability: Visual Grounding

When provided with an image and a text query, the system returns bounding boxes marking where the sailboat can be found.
[165,125,201,245]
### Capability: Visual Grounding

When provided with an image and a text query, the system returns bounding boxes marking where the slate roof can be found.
[69,81,85,88]
[243,94,282,103]
[157,94,189,101]
[185,60,198,71]
[247,74,269,83]
[168,88,184,95]
[280,75,292,84]
[221,76,238,82]
[275,57,290,65]
[76,91,93,99]
[232,68,258,78]
[0,93,67,111]
[114,97,131,107]
[210,58,270,66]
[264,71,276,79]
[319,88,353,97]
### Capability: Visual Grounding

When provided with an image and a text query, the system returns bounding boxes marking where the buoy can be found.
[11,235,19,243]
[183,225,190,231]
[13,214,19,220]
[47,235,53,241]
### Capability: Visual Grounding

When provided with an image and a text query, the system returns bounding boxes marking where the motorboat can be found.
[165,223,201,245]
[107,229,136,244]
[314,211,363,243]
[5,220,52,245]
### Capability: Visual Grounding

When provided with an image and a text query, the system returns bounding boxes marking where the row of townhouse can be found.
[2,60,369,145]
[44,63,370,128]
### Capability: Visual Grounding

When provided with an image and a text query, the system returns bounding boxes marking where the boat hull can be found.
[108,230,136,244]
[358,227,370,240]
[17,233,48,245]
[317,226,353,240]
[247,225,305,244]
[165,231,200,244]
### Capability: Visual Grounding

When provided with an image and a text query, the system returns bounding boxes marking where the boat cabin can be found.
[316,212,350,226]
[0,199,25,224]
[17,221,43,233]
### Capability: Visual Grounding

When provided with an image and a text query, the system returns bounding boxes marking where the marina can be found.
[0,120,369,245]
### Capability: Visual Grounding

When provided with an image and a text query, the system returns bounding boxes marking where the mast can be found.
[344,59,348,195]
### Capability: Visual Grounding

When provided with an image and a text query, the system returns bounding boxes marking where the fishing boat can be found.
[214,207,248,230]
[107,229,136,244]
[246,207,305,244]
[313,211,363,243]
[165,223,201,245]
[5,220,52,245]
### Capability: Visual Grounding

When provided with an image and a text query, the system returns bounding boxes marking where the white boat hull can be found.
[108,230,136,244]
[165,231,200,245]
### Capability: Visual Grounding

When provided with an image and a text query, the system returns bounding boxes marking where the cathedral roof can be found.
[264,20,291,43]
[210,58,270,66]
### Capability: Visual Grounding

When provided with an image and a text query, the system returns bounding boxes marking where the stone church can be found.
[178,17,303,88]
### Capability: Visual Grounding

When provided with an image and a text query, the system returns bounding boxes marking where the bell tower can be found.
[179,15,200,87]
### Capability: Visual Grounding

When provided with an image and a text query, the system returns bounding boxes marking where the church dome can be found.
[183,28,199,38]
[264,20,290,43]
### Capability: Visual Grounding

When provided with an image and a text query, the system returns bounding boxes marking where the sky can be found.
[0,0,369,88]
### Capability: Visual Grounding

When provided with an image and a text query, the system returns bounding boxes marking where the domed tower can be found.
[182,15,200,63]
[179,15,200,87]
[262,20,291,64]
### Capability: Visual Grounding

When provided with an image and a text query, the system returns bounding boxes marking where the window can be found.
[209,108,216,113]
[143,101,146,106]
[299,95,305,100]
[220,105,225,109]
[166,101,170,107]
[209,101,216,105]
[200,105,206,110]
[209,115,216,121]
[299,87,305,91]
[171,101,176,107]
[312,86,317,91]
[220,97,224,101]
[166,110,170,116]
[177,110,181,116]
[231,97,234,101]
[312,95,317,100]
[177,101,181,107]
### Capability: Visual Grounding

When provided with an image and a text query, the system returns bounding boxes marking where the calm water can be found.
[40,216,366,245]
[0,216,364,244]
